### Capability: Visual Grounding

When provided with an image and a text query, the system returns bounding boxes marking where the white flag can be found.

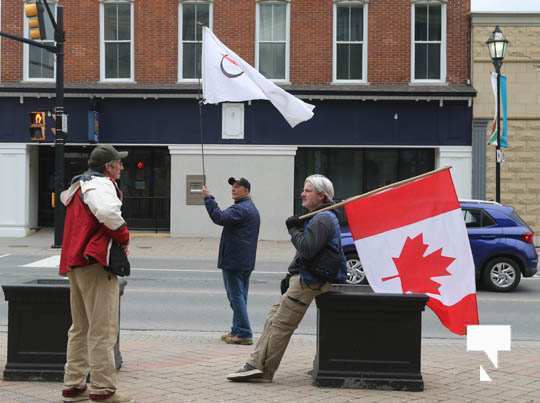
[202,27,315,128]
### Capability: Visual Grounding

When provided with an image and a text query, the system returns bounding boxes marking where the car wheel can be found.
[482,257,521,292]
[346,253,367,285]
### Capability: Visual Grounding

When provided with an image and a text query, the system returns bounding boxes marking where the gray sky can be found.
[472,0,540,12]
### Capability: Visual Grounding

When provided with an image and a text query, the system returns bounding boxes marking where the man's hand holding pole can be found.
[202,185,210,198]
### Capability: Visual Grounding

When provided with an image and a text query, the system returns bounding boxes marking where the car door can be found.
[463,208,502,272]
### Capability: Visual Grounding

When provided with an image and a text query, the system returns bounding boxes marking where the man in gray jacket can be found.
[226,174,346,382]
[203,177,260,345]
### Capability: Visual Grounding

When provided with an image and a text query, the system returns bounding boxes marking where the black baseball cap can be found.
[88,144,128,168]
[228,177,251,191]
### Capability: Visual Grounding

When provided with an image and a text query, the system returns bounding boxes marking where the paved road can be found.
[1,254,539,340]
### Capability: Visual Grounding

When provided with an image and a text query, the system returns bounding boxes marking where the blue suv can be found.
[341,200,538,292]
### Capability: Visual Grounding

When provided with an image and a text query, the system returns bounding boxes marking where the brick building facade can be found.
[0,0,475,240]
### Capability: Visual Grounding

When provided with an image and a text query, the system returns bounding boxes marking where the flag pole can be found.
[298,166,452,220]
[197,22,206,185]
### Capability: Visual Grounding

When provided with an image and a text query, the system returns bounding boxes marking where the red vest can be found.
[59,189,129,275]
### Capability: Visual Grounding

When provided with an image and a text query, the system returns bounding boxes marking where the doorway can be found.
[38,145,171,231]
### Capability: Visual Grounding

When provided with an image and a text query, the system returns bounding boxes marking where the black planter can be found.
[2,278,126,382]
[313,284,428,391]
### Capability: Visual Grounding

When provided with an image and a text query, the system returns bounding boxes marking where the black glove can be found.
[280,273,292,295]
[285,215,303,230]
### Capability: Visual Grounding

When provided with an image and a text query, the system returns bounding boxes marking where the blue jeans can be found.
[222,269,252,339]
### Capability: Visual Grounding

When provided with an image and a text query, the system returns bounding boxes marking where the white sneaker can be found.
[227,363,264,382]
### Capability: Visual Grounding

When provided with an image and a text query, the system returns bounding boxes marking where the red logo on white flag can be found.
[344,169,479,335]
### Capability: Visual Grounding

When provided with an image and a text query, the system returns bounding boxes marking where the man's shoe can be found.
[221,332,233,341]
[223,334,253,345]
[62,385,89,402]
[89,391,135,403]
[227,363,264,382]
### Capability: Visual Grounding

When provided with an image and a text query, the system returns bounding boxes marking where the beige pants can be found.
[64,263,119,394]
[248,274,330,380]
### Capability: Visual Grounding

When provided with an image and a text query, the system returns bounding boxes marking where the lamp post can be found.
[486,25,508,203]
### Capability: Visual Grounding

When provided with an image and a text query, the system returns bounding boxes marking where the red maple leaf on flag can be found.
[382,234,455,295]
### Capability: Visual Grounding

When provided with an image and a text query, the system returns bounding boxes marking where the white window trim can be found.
[23,1,57,82]
[100,0,135,82]
[410,0,447,84]
[178,0,213,83]
[332,1,368,84]
[255,0,290,84]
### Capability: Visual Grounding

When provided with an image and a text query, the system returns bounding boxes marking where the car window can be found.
[463,208,496,228]
[481,211,496,227]
[463,209,482,228]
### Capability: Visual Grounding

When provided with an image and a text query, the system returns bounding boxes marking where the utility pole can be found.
[53,6,65,248]
[0,1,65,247]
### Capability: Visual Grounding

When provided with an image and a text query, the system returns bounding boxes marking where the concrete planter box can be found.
[2,278,126,382]
[313,284,428,391]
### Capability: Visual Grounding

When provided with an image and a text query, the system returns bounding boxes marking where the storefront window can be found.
[294,148,435,217]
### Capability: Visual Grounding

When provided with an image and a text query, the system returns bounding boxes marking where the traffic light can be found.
[29,111,46,141]
[24,1,46,40]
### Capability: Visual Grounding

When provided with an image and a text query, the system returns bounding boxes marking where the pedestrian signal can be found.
[29,111,46,141]
[24,1,46,40]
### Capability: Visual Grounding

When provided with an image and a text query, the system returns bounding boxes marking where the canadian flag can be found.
[344,168,479,335]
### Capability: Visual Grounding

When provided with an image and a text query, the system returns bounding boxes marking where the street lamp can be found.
[486,25,508,203]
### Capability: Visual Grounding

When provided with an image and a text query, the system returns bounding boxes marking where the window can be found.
[256,1,289,81]
[412,1,446,82]
[463,209,496,228]
[24,2,56,81]
[179,1,212,81]
[333,1,367,82]
[101,1,133,81]
[293,148,435,215]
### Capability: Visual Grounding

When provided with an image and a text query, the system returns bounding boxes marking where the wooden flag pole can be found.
[298,166,452,220]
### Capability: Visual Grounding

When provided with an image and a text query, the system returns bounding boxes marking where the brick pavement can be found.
[0,330,538,403]
[1,230,539,401]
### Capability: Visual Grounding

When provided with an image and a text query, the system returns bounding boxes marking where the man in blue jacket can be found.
[203,177,260,345]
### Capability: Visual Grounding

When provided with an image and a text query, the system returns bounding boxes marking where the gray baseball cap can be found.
[88,144,128,168]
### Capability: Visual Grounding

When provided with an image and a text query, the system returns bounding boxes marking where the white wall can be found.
[169,145,297,241]
[0,144,38,237]
[437,146,473,199]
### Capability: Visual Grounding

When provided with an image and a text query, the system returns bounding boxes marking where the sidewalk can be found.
[1,230,539,401]
[0,330,538,402]
[0,228,295,262]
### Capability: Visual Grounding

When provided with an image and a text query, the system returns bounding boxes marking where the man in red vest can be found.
[59,145,133,403]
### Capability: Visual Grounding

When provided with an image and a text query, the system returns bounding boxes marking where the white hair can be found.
[304,174,334,202]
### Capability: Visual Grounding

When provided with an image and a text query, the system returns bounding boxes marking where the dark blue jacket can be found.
[204,196,260,272]
[287,208,347,285]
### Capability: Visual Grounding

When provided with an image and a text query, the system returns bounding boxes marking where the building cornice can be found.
[0,82,476,101]
[472,13,540,26]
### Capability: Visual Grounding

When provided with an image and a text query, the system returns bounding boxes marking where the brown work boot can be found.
[223,334,253,345]
[221,332,233,341]
[62,385,89,402]
[89,391,135,403]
